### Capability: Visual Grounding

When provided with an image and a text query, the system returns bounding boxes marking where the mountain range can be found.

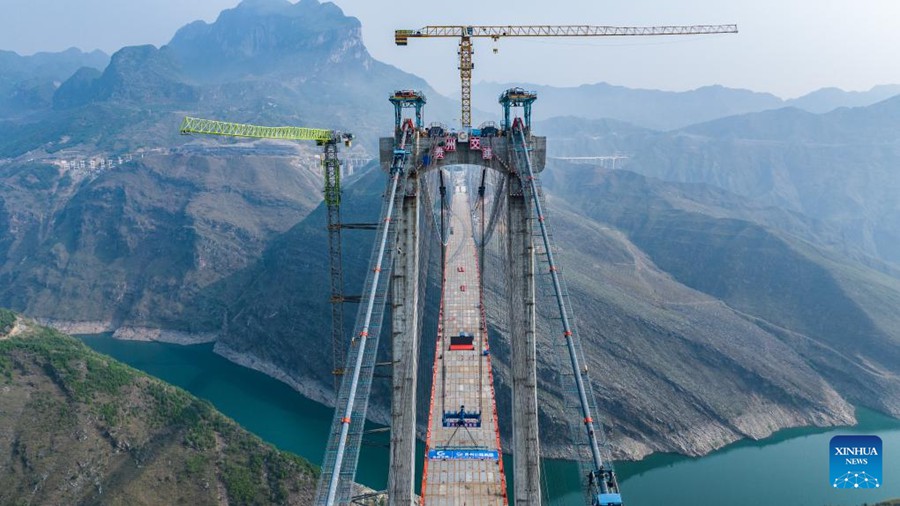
[0,48,108,118]
[0,0,459,158]
[538,95,900,265]
[1,0,900,464]
[472,81,900,130]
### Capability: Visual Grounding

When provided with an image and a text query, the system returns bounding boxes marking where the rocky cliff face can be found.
[0,151,326,330]
[167,0,370,83]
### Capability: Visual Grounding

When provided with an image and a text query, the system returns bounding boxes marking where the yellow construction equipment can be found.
[179,116,350,146]
[179,116,353,393]
[395,24,739,129]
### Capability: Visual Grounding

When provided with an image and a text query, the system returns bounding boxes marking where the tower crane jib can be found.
[178,115,353,398]
[395,23,738,129]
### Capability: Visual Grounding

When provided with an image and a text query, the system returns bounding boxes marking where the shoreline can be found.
[212,341,395,429]
[54,320,882,463]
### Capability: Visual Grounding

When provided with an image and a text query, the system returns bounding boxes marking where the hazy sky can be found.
[2,0,899,98]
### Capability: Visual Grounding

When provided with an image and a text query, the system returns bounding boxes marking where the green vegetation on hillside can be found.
[0,316,317,505]
[0,308,14,334]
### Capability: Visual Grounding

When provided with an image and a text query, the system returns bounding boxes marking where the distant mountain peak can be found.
[233,0,342,16]
[0,47,110,114]
[52,44,195,108]
[236,0,294,12]
[166,0,367,82]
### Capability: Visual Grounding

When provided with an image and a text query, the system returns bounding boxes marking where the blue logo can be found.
[830,435,882,489]
[427,449,499,461]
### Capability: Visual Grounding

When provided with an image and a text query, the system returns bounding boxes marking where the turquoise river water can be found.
[79,335,900,505]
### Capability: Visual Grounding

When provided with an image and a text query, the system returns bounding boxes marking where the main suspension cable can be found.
[513,124,618,498]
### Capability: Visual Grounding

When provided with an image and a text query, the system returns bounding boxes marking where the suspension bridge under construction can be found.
[181,22,738,506]
[315,87,621,506]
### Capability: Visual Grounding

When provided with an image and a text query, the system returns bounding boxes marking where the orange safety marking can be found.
[420,251,449,502]
[474,236,509,504]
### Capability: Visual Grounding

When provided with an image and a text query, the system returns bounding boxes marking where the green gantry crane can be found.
[179,116,355,392]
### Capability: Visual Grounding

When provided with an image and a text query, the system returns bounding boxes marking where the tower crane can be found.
[179,116,354,394]
[395,24,738,129]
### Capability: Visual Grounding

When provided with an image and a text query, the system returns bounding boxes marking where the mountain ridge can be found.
[474,80,900,130]
[0,47,108,116]
[539,95,900,264]
[0,0,458,158]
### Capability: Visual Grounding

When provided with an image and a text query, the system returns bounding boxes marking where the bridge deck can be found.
[421,189,507,505]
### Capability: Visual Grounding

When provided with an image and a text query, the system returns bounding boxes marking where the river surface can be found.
[79,335,900,505]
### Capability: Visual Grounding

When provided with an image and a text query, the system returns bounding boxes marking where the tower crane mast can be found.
[179,116,353,395]
[395,24,738,129]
